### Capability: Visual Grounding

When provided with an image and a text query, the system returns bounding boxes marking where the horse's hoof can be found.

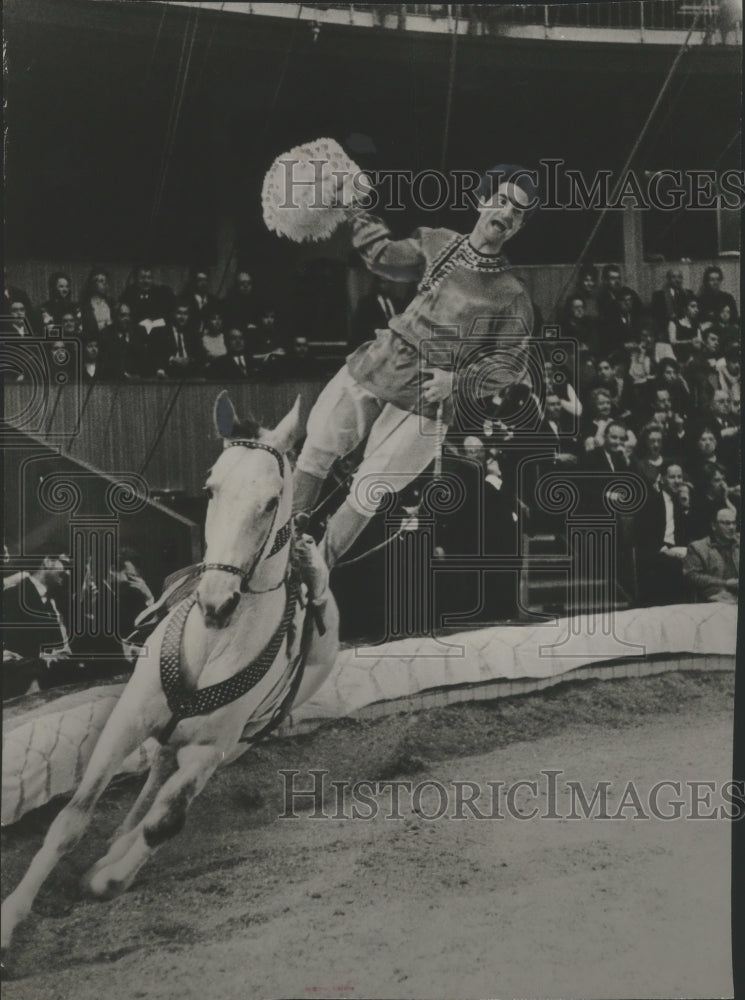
[84,868,127,901]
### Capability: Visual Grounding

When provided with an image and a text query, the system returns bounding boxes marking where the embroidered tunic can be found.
[345,210,535,420]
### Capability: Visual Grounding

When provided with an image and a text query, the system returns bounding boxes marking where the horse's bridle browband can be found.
[202,439,289,592]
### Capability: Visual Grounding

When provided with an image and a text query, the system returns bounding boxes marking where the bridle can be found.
[201,439,290,595]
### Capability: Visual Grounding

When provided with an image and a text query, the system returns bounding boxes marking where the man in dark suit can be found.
[204,328,255,381]
[634,461,690,605]
[580,420,631,516]
[651,268,692,331]
[119,266,175,326]
[149,300,203,378]
[99,302,150,379]
[3,555,70,696]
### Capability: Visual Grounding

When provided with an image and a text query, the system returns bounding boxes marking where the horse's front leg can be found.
[82,744,179,890]
[85,742,223,901]
[1,707,153,952]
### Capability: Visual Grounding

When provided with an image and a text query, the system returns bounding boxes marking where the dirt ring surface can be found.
[1,670,734,999]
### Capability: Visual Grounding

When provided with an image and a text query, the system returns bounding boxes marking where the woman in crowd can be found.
[580,387,615,451]
[79,267,114,336]
[705,302,739,353]
[668,294,703,364]
[632,422,667,489]
[200,305,228,361]
[687,426,724,491]
[42,271,79,324]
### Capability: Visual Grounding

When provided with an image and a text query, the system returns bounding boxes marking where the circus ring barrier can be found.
[2,603,736,825]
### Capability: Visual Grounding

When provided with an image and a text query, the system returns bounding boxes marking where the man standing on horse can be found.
[293,164,538,571]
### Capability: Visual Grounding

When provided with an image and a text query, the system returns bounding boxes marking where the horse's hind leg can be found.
[1,709,151,951]
[82,745,178,888]
[86,743,222,901]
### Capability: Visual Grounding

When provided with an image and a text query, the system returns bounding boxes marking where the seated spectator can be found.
[632,422,667,489]
[120,265,175,328]
[568,264,601,321]
[149,299,203,378]
[2,554,71,695]
[701,388,740,445]
[5,298,31,338]
[561,294,599,358]
[3,267,33,314]
[598,264,642,332]
[683,507,739,603]
[204,328,253,380]
[668,294,703,364]
[79,267,114,336]
[581,387,615,450]
[249,306,288,369]
[697,265,738,325]
[80,334,105,383]
[634,460,691,606]
[651,267,692,331]
[586,356,633,421]
[280,335,327,377]
[222,270,261,332]
[648,357,691,420]
[689,463,740,539]
[200,305,228,361]
[99,302,149,379]
[539,391,579,460]
[714,344,741,408]
[350,276,412,350]
[543,358,582,418]
[582,419,630,472]
[42,271,79,323]
[181,266,218,328]
[706,302,739,353]
[627,327,657,388]
[687,425,724,490]
[606,286,643,352]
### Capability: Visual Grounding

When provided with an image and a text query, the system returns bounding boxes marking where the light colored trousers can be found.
[296,365,442,518]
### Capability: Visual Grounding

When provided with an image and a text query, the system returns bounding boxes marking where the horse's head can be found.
[197,392,301,628]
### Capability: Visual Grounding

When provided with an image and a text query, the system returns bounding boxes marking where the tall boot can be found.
[321,499,372,570]
[292,469,326,515]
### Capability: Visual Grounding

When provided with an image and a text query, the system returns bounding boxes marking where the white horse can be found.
[1,394,339,952]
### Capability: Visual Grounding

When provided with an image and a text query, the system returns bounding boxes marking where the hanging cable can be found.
[142,7,200,261]
[649,125,742,249]
[216,4,304,295]
[139,381,185,477]
[550,3,706,319]
[439,5,459,173]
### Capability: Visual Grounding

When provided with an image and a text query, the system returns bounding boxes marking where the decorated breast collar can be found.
[417,235,510,294]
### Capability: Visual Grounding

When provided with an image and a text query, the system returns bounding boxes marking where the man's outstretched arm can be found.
[347,208,429,283]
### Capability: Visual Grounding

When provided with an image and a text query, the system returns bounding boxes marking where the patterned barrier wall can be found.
[2,602,736,825]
